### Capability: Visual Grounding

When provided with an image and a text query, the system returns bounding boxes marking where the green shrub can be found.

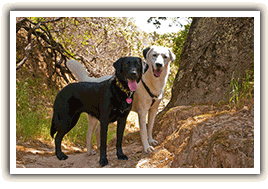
[229,69,254,108]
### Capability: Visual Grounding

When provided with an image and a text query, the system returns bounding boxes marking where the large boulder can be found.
[137,104,254,168]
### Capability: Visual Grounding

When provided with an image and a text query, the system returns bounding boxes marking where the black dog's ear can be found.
[137,58,147,83]
[143,47,151,59]
[143,61,149,74]
[138,58,149,74]
[113,57,124,73]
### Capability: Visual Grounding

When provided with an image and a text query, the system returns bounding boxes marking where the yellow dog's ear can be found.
[143,47,151,60]
[168,48,176,64]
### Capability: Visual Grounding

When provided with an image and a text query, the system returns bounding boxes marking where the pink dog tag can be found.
[126,98,132,104]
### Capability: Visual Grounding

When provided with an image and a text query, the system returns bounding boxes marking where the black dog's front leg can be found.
[116,116,128,160]
[99,120,109,167]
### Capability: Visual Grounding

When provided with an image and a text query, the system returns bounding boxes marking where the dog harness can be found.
[141,78,159,106]
[115,77,133,104]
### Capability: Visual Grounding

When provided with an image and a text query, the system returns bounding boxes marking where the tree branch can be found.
[16,43,32,70]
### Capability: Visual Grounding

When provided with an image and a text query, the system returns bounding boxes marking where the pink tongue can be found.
[128,80,137,91]
[154,69,162,77]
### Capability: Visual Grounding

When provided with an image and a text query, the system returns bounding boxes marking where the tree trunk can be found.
[166,17,254,109]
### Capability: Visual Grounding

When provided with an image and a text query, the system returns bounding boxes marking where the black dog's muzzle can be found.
[128,69,139,81]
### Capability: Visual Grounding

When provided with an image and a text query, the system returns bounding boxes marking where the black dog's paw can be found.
[56,152,68,160]
[99,156,108,167]
[117,153,128,160]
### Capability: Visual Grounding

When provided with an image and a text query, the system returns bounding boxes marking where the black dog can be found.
[50,57,144,167]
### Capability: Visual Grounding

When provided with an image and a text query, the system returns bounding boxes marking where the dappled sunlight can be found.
[136,147,174,168]
[126,111,140,133]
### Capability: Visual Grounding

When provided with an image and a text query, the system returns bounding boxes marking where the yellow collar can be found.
[115,77,131,96]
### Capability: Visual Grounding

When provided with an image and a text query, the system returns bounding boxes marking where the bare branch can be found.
[42,17,64,23]
[16,43,32,70]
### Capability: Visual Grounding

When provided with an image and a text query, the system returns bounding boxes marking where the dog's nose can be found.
[130,70,137,76]
[156,63,163,68]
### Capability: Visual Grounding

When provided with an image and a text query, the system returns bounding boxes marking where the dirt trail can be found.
[16,134,149,168]
[16,103,254,168]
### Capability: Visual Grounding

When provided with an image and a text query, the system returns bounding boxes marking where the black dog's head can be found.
[113,57,145,91]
